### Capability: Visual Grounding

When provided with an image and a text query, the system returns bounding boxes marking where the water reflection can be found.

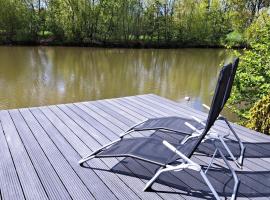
[0,46,236,120]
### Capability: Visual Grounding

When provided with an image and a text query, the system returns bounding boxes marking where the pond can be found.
[0,46,237,121]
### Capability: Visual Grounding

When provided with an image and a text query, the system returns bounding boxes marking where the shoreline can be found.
[0,40,246,49]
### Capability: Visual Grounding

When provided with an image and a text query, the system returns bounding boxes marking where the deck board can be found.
[0,94,270,199]
[9,109,72,200]
[0,117,25,200]
[0,110,48,200]
[32,106,126,200]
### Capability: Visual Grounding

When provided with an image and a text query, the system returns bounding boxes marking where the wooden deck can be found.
[0,94,269,200]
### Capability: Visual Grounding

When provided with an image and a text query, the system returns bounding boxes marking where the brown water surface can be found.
[0,46,237,120]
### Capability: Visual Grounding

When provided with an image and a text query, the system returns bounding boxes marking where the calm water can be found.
[0,46,237,121]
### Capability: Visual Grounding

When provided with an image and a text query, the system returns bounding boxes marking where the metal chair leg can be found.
[143,166,165,191]
[200,170,221,200]
[215,145,240,200]
[219,136,242,169]
[219,116,246,166]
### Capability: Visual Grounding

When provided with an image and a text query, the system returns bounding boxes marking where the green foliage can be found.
[0,0,28,41]
[0,0,269,46]
[246,94,270,134]
[229,12,270,133]
[225,31,245,46]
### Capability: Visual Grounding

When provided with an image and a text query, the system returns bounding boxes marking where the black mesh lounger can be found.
[125,58,245,168]
[79,63,240,200]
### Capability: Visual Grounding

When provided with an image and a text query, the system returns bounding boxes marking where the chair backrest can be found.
[204,63,232,133]
[186,63,233,158]
[222,58,239,107]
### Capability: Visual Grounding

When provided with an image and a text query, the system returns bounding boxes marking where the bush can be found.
[225,31,245,46]
[246,94,270,134]
[229,16,270,121]
[37,31,54,39]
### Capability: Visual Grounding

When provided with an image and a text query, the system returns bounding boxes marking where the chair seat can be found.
[133,116,205,134]
[96,137,198,166]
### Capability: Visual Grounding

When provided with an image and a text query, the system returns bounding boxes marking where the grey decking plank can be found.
[45,105,140,200]
[137,95,270,171]
[111,98,155,120]
[40,105,143,200]
[0,110,49,200]
[29,107,123,200]
[88,100,234,199]
[9,109,72,200]
[60,103,170,200]
[115,96,269,198]
[21,108,94,199]
[73,103,123,134]
[81,102,130,129]
[0,117,25,200]
[19,108,95,200]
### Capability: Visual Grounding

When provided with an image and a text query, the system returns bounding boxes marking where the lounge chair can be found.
[79,63,240,200]
[123,58,245,168]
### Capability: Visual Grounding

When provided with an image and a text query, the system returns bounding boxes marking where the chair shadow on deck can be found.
[199,140,270,160]
[151,130,270,160]
[87,157,270,199]
[84,130,270,199]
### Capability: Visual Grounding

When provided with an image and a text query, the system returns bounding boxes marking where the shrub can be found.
[228,12,270,134]
[246,94,270,134]
[229,16,270,120]
[225,31,245,46]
